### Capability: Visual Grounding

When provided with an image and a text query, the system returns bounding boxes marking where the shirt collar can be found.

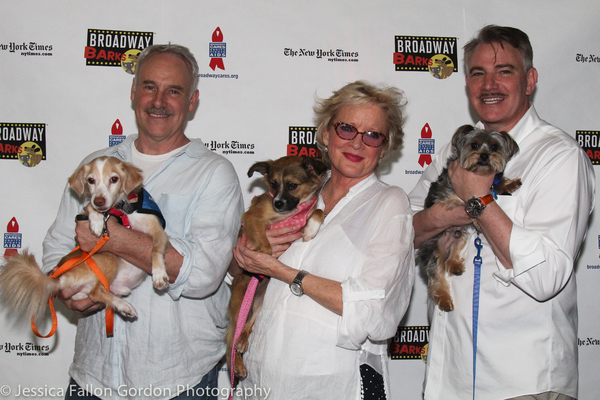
[110,134,210,160]
[476,105,540,146]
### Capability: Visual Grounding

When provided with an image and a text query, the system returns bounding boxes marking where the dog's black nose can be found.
[479,153,489,162]
[274,200,285,211]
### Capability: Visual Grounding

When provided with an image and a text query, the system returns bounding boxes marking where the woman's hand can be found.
[265,225,303,258]
[233,236,289,279]
[229,225,302,277]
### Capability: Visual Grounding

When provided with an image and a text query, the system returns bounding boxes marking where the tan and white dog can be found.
[0,156,169,323]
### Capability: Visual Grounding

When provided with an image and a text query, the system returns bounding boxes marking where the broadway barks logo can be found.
[577,130,600,165]
[389,326,429,362]
[0,123,46,167]
[288,127,320,158]
[394,36,458,79]
[84,29,154,74]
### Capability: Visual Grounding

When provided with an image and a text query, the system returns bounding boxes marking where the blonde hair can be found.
[314,80,407,165]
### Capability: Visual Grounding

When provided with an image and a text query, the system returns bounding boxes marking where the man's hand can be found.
[448,160,495,201]
[75,216,123,253]
[50,265,104,314]
[75,218,105,253]
[56,286,104,314]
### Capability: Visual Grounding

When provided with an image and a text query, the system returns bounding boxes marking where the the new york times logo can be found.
[394,36,458,79]
[0,42,53,57]
[84,29,153,69]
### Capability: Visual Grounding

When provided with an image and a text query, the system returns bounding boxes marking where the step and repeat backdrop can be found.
[1,1,599,399]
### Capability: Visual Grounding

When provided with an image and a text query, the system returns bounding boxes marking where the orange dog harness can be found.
[31,234,114,338]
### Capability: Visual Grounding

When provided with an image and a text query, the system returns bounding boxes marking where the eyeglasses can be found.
[333,122,388,148]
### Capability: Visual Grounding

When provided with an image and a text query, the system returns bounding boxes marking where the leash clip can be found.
[102,211,113,236]
[473,236,483,264]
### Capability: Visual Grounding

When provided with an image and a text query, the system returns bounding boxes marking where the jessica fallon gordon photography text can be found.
[4,384,271,399]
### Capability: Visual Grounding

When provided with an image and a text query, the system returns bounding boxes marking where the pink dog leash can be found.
[229,275,261,397]
[229,197,318,397]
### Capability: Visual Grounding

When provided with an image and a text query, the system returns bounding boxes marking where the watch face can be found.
[466,198,484,218]
[290,282,303,296]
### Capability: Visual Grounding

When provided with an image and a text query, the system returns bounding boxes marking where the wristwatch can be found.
[290,270,309,296]
[465,194,495,218]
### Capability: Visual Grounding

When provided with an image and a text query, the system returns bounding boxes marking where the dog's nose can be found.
[274,200,285,211]
[479,153,489,162]
[94,197,106,208]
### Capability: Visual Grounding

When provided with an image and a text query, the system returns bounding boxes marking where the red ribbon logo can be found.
[209,27,225,71]
[112,119,123,135]
[4,217,20,259]
[418,123,434,167]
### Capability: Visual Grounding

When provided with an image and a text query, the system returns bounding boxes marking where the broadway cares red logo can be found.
[209,27,225,71]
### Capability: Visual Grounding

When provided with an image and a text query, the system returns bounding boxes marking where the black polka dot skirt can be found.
[360,363,387,400]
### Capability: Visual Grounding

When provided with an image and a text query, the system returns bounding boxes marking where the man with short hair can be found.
[43,44,244,400]
[410,25,595,399]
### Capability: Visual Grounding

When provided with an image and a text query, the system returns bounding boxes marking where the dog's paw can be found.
[88,214,105,237]
[445,258,465,276]
[437,297,454,312]
[301,217,322,242]
[234,354,248,380]
[235,336,249,354]
[114,298,138,319]
[152,271,170,291]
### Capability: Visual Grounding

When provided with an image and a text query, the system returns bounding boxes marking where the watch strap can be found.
[293,270,309,285]
[290,270,309,296]
[480,194,495,207]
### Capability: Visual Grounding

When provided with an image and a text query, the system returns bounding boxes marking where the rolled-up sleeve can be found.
[494,147,595,300]
[337,189,415,350]
[166,160,244,300]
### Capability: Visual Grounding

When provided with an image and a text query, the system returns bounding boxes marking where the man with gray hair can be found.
[43,44,244,399]
[410,25,594,399]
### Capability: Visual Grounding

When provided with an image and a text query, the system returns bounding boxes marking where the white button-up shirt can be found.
[410,106,595,400]
[239,174,415,399]
[42,136,244,399]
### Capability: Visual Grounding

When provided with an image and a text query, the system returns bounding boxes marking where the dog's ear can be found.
[302,156,329,177]
[68,164,89,197]
[247,161,271,177]
[451,124,475,155]
[499,131,520,160]
[118,161,144,194]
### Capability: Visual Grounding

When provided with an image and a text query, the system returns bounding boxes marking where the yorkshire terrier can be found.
[416,125,522,312]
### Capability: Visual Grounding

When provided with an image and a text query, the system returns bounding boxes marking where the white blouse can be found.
[238,173,415,400]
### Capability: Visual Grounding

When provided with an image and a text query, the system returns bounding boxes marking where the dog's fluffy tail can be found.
[0,251,60,320]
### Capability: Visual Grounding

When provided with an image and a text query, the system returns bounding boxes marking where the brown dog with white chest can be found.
[226,155,329,382]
